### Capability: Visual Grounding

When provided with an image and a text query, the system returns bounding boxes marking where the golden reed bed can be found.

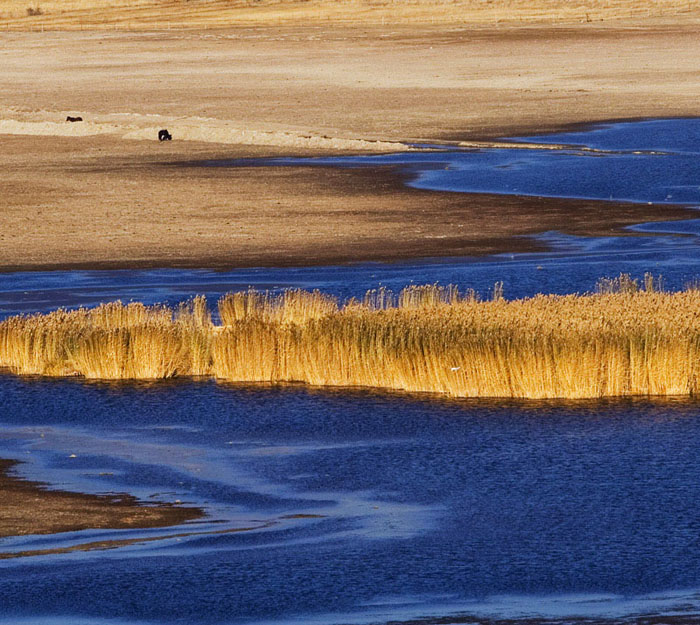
[1,275,700,399]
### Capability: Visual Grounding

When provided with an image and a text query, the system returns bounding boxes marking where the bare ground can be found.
[1,22,699,271]
[2,0,699,30]
[0,459,202,538]
[2,134,696,271]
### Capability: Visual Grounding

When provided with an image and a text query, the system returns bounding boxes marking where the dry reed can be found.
[2,277,700,399]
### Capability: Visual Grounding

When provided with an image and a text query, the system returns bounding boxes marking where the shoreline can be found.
[1,135,697,274]
[1,23,699,273]
[0,458,203,539]
[1,201,694,274]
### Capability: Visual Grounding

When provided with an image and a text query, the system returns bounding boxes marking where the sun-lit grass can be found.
[2,276,700,399]
[1,0,698,31]
[218,288,338,326]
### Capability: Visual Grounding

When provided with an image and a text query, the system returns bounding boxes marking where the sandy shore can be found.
[3,134,696,271]
[1,22,699,272]
[0,459,202,539]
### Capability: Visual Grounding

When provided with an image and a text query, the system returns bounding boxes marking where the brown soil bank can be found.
[0,458,202,537]
[0,22,699,271]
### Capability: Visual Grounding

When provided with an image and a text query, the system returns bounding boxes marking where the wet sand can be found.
[1,23,699,271]
[0,134,696,272]
[0,459,202,538]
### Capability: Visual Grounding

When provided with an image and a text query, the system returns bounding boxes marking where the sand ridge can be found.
[0,107,409,151]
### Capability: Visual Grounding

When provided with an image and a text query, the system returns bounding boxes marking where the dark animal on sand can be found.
[66,116,83,122]
[158,129,172,141]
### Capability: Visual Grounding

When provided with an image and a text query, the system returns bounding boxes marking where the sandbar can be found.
[0,458,202,539]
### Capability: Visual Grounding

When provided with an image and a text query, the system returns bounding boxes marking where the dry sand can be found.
[2,0,699,30]
[1,22,700,271]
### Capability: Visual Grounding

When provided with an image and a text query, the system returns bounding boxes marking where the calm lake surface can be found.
[2,119,700,625]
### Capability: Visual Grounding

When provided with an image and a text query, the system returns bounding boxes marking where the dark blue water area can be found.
[4,229,700,319]
[204,118,700,206]
[5,119,700,625]
[3,221,700,321]
[506,117,700,154]
[3,377,700,624]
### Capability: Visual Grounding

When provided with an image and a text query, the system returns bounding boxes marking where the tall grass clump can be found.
[0,301,192,379]
[175,295,214,376]
[218,288,338,325]
[3,277,700,399]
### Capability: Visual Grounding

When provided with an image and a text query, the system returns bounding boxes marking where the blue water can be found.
[507,118,700,153]
[3,379,700,625]
[3,219,700,320]
[203,118,700,206]
[4,119,700,625]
